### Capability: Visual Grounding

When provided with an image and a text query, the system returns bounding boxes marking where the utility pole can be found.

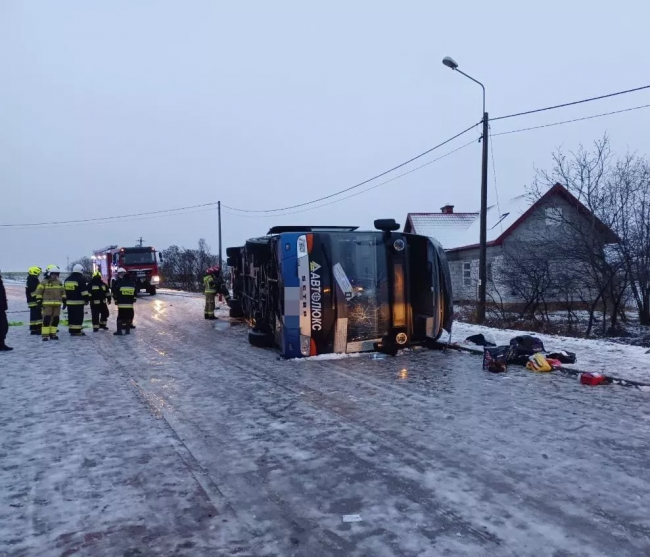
[442,56,488,324]
[217,201,222,268]
[477,113,489,324]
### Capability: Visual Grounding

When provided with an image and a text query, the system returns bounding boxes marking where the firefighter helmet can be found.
[72,264,84,273]
[47,264,61,275]
[117,267,126,275]
[28,266,42,276]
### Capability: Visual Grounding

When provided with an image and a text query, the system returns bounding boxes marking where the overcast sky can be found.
[1,0,648,270]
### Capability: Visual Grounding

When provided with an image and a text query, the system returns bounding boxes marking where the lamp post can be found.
[442,56,488,324]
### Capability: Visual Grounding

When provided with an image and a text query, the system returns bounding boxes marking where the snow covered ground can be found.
[2,284,650,556]
[441,321,650,384]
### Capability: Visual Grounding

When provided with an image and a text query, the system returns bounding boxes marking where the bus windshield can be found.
[122,251,155,265]
[329,232,390,342]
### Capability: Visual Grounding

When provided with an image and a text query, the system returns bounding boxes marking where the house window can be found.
[545,207,563,226]
[463,262,471,287]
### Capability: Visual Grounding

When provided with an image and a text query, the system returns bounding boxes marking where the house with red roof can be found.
[404,183,619,303]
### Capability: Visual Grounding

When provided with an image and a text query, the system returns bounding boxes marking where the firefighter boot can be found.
[124,323,131,335]
[113,320,123,336]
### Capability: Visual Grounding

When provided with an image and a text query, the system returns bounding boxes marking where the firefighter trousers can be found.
[91,302,109,330]
[0,311,7,342]
[67,304,85,334]
[204,293,216,316]
[42,305,61,337]
[116,307,134,333]
[28,304,42,333]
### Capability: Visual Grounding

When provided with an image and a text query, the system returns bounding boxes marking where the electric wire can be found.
[220,137,480,219]
[221,122,480,213]
[0,122,479,227]
[491,84,650,121]
[490,103,650,137]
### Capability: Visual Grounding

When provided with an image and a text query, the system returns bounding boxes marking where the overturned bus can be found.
[226,219,452,358]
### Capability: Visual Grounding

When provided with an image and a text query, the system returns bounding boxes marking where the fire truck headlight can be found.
[151,275,160,284]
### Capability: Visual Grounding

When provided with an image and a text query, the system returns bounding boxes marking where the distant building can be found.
[404,183,618,304]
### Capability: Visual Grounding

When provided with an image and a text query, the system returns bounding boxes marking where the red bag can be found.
[580,373,606,386]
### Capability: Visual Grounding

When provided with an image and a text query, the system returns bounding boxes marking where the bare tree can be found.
[159,239,219,292]
[532,135,627,336]
[67,256,93,275]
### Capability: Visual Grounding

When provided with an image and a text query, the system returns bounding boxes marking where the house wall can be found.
[447,195,611,304]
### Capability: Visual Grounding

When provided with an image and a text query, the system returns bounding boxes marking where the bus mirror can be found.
[374,219,400,232]
[159,253,164,262]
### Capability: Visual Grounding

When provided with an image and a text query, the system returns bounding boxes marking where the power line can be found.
[222,122,480,213]
[221,137,479,219]
[0,201,220,228]
[491,84,650,121]
[491,103,650,137]
[0,122,479,228]
[488,126,502,234]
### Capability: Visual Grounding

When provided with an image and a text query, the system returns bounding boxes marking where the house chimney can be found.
[441,204,454,214]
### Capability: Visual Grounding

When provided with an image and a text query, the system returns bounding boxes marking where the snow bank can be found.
[442,321,650,384]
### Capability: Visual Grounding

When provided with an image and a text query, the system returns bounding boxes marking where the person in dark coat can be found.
[0,269,13,351]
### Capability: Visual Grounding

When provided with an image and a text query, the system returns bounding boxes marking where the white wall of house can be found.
[445,195,612,304]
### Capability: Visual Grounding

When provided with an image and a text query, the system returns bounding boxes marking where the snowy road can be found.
[2,285,650,557]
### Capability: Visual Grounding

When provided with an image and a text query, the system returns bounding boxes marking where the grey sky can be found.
[1,0,648,270]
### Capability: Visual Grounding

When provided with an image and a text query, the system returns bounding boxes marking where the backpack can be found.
[483,346,508,373]
[507,335,545,365]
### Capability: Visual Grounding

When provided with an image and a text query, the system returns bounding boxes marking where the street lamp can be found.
[442,55,489,324]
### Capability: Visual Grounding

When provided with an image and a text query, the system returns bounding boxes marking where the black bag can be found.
[483,346,508,373]
[546,351,577,364]
[466,333,496,347]
[507,335,545,365]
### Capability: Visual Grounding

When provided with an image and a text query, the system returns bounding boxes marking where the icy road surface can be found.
[1,285,650,557]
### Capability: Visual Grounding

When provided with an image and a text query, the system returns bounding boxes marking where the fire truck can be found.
[92,245,162,295]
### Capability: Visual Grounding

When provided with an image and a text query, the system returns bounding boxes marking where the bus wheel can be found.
[228,299,244,318]
[148,287,157,295]
[248,329,274,348]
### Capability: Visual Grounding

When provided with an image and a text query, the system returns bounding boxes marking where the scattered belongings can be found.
[506,335,545,365]
[526,353,553,372]
[466,333,496,347]
[580,372,608,386]
[483,346,508,373]
[545,358,563,370]
[546,350,577,364]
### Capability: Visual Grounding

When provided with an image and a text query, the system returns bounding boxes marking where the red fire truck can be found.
[92,245,162,295]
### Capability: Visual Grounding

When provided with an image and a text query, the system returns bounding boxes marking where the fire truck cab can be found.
[92,245,162,295]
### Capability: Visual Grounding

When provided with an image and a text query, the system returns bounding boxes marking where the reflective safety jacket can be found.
[203,274,216,294]
[26,275,41,307]
[35,277,66,306]
[112,277,137,309]
[89,276,111,305]
[64,272,90,306]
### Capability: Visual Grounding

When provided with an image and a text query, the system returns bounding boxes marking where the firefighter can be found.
[64,264,91,336]
[203,267,217,320]
[0,268,12,351]
[111,268,136,336]
[212,266,231,308]
[26,266,42,335]
[35,265,66,341]
[89,270,111,332]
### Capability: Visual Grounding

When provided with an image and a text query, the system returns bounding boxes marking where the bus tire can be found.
[228,299,244,318]
[248,329,274,348]
[148,287,157,296]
